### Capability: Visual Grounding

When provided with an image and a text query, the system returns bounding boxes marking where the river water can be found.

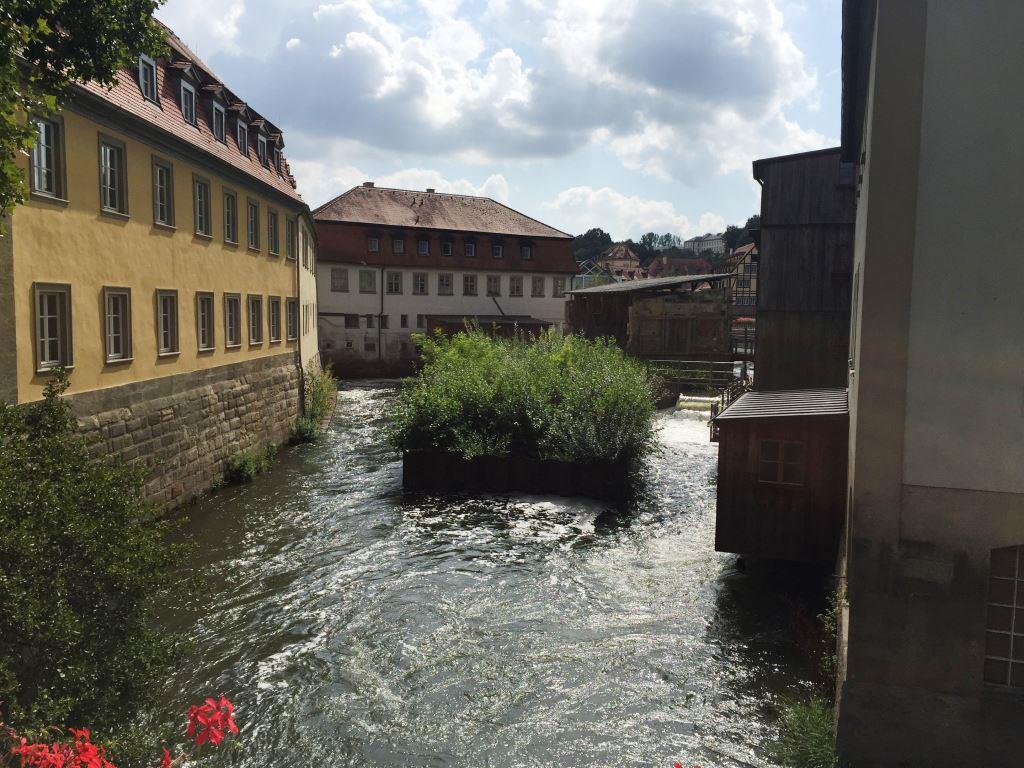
[151,382,822,768]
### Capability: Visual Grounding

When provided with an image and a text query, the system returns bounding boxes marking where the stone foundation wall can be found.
[67,353,301,512]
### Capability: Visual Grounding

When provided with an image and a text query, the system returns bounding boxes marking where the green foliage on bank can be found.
[388,330,658,465]
[291,363,337,444]
[777,697,838,768]
[0,371,180,743]
[224,443,276,483]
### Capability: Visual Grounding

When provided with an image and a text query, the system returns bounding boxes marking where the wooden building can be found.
[752,148,855,389]
[713,147,855,565]
[715,389,848,565]
[565,274,732,360]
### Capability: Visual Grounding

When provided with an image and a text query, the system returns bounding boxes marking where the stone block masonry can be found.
[67,353,301,513]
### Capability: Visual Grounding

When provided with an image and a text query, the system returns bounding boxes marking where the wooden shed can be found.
[565,274,733,360]
[714,388,848,565]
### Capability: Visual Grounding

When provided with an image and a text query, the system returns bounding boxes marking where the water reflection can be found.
[148,383,819,768]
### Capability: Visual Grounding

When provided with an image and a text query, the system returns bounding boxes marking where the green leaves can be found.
[0,0,168,225]
[0,369,182,750]
[388,330,658,466]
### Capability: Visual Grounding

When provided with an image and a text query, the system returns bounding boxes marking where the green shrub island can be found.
[223,443,276,484]
[388,330,659,466]
[0,371,180,753]
[291,363,337,444]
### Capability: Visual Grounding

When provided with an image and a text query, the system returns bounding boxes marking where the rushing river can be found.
[150,382,823,768]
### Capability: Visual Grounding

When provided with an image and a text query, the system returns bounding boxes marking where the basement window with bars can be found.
[758,440,805,485]
[985,546,1024,688]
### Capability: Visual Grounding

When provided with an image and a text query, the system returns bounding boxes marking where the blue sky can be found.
[157,0,842,240]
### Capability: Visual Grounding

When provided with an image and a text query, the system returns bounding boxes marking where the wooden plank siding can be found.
[753,148,856,390]
[715,414,848,564]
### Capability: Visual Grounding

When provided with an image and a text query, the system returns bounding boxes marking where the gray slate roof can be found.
[715,388,849,420]
[566,273,731,295]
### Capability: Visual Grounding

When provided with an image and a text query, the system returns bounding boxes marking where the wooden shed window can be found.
[985,546,1024,688]
[758,440,804,485]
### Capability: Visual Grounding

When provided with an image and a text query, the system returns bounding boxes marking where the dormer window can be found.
[273,147,281,172]
[180,81,197,125]
[237,120,248,157]
[257,134,268,166]
[139,55,157,103]
[212,102,226,142]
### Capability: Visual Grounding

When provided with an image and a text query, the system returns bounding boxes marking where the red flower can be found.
[185,696,238,748]
[10,728,115,768]
[161,747,172,768]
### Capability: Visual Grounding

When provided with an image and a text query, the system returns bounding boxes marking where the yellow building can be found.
[0,23,319,509]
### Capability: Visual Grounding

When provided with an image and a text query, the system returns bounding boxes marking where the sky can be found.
[156,0,842,241]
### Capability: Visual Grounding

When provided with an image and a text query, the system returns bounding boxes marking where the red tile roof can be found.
[313,184,572,239]
[73,21,303,205]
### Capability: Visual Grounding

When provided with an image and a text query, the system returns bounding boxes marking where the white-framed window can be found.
[193,176,212,236]
[247,295,263,344]
[417,239,430,256]
[269,297,282,342]
[237,120,249,157]
[257,134,268,166]
[441,241,453,257]
[758,440,804,485]
[152,157,174,227]
[196,292,215,351]
[465,242,476,258]
[386,271,402,295]
[359,269,377,294]
[103,287,132,363]
[438,273,454,296]
[180,80,197,125]
[413,272,428,295]
[156,290,179,355]
[486,275,501,297]
[30,116,63,197]
[247,200,259,249]
[553,277,566,298]
[331,268,349,292]
[223,189,237,243]
[509,275,523,297]
[745,263,758,274]
[985,546,1024,688]
[268,209,279,254]
[368,236,380,252]
[286,218,296,260]
[520,244,533,260]
[286,298,298,340]
[139,55,157,102]
[463,274,477,296]
[491,244,504,259]
[212,102,226,142]
[34,283,72,371]
[531,275,545,297]
[392,238,405,254]
[224,294,242,348]
[99,138,127,214]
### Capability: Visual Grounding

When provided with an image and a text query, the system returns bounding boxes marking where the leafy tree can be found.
[1,0,167,225]
[571,227,613,263]
[723,214,761,253]
[0,372,180,742]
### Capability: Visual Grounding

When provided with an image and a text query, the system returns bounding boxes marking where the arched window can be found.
[985,545,1024,687]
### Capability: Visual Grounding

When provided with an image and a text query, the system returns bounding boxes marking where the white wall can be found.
[901,2,1024,494]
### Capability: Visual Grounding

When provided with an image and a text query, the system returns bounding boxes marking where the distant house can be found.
[314,183,576,375]
[727,242,758,315]
[597,243,647,280]
[683,232,726,255]
[565,274,732,360]
[650,252,713,277]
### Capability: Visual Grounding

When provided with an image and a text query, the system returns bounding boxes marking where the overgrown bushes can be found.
[388,330,658,465]
[223,443,276,483]
[777,697,837,768]
[0,372,180,747]
[290,363,337,444]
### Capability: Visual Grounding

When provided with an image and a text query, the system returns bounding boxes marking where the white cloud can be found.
[545,186,704,240]
[285,37,302,49]
[698,212,727,233]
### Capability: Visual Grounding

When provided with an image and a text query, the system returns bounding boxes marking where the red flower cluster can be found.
[185,696,238,747]
[10,728,116,768]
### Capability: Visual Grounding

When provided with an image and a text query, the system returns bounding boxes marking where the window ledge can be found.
[249,341,263,347]
[224,239,239,247]
[105,357,134,365]
[247,246,261,254]
[194,232,213,241]
[36,364,74,375]
[287,336,298,342]
[226,343,242,350]
[286,255,297,261]
[157,351,180,358]
[270,250,281,257]
[269,339,282,345]
[100,208,130,221]
[153,221,176,232]
[198,346,216,354]
[30,191,69,207]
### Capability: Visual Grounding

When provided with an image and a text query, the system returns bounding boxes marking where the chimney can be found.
[362,181,375,188]
[425,188,436,193]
